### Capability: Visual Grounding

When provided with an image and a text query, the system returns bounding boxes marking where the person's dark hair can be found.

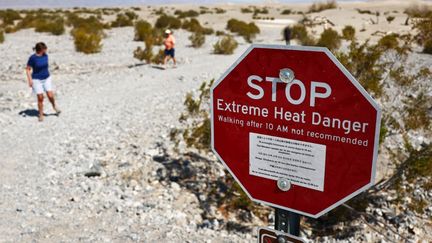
[33,42,47,53]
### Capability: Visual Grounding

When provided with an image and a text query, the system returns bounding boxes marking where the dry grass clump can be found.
[226,18,260,43]
[213,35,238,55]
[308,0,337,13]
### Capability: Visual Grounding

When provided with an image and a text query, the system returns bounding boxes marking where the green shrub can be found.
[72,28,103,54]
[281,9,292,15]
[182,18,213,34]
[213,35,238,55]
[308,0,337,13]
[34,17,65,35]
[316,28,341,51]
[155,15,181,30]
[226,18,260,42]
[342,25,355,40]
[134,37,154,63]
[174,9,199,18]
[0,29,4,43]
[291,24,316,45]
[189,32,205,48]
[134,20,153,41]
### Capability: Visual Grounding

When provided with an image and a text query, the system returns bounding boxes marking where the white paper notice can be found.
[249,133,326,191]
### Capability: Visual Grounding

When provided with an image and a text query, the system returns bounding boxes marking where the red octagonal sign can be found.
[211,45,381,218]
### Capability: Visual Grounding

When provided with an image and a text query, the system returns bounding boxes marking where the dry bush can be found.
[214,8,226,14]
[291,24,316,45]
[0,29,4,43]
[386,16,395,23]
[134,37,154,63]
[34,16,65,35]
[174,9,199,18]
[155,14,181,30]
[403,92,431,130]
[226,18,260,43]
[111,13,134,27]
[134,20,153,41]
[241,8,253,14]
[355,8,373,15]
[281,9,292,15]
[0,9,21,27]
[152,48,165,64]
[308,0,337,13]
[182,18,213,35]
[316,28,341,51]
[342,25,355,40]
[404,4,432,18]
[72,28,102,54]
[215,30,225,36]
[412,15,432,54]
[189,31,205,48]
[213,35,238,55]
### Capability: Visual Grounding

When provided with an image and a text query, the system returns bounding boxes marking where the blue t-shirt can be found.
[27,53,50,80]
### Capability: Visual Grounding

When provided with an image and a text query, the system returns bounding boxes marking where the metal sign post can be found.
[275,208,301,236]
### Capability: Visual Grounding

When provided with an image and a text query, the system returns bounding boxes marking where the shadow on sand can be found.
[18,109,58,118]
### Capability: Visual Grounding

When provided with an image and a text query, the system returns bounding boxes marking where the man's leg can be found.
[37,94,44,121]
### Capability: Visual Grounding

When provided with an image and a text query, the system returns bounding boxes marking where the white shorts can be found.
[32,76,53,94]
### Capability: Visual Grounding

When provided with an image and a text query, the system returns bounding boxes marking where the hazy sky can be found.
[0,0,369,9]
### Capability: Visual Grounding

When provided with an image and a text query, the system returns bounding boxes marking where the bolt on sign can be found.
[258,228,305,243]
[211,44,381,218]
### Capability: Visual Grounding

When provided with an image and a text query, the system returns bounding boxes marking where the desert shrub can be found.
[281,9,292,15]
[182,18,213,34]
[152,48,165,65]
[337,41,387,96]
[412,15,432,54]
[72,28,103,54]
[111,13,134,27]
[215,30,225,36]
[0,29,4,43]
[34,16,65,35]
[189,31,205,48]
[423,40,432,54]
[214,8,226,14]
[403,92,431,130]
[68,14,106,34]
[134,20,153,41]
[213,35,238,55]
[386,16,395,23]
[404,4,432,18]
[241,8,253,14]
[134,38,154,63]
[125,11,138,20]
[291,24,316,45]
[308,0,337,13]
[253,7,269,15]
[342,25,355,40]
[316,28,341,51]
[355,8,373,15]
[155,15,181,30]
[226,18,260,42]
[174,9,199,18]
[0,9,21,26]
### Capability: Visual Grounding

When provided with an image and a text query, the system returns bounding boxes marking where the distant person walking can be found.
[163,29,176,69]
[26,42,60,122]
[284,26,291,45]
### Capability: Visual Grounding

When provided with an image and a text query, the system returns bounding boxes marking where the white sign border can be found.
[210,44,382,218]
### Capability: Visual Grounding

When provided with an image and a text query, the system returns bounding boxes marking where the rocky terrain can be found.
[0,1,431,242]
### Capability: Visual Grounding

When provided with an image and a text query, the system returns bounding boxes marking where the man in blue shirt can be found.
[26,42,60,122]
